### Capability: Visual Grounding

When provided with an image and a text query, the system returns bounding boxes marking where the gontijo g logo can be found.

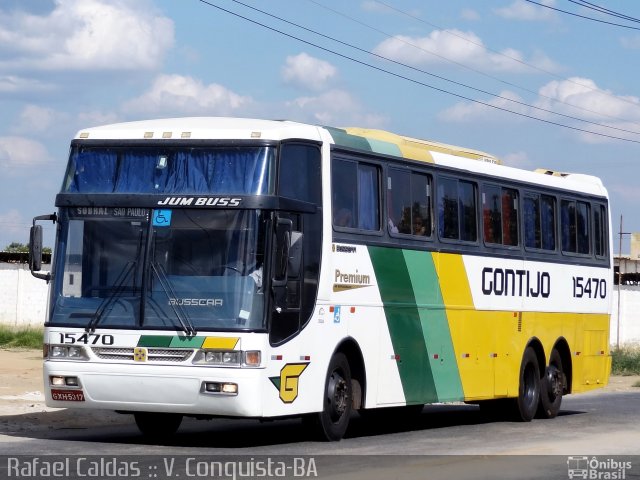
[269,363,309,403]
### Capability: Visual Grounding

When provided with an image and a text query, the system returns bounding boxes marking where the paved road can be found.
[1,389,639,479]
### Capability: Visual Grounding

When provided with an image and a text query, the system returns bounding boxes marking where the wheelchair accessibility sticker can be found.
[153,210,172,227]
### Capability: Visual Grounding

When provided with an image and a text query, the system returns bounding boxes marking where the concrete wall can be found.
[1,263,639,346]
[611,286,640,347]
[0,263,50,327]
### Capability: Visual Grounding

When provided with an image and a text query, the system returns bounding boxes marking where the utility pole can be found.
[617,215,631,349]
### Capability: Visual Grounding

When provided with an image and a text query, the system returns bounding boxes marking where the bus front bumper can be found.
[43,361,265,417]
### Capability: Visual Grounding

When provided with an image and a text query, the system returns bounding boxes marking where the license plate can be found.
[51,389,85,402]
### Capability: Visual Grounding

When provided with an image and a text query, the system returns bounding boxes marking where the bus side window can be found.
[438,177,477,242]
[483,185,502,244]
[388,169,432,237]
[438,177,459,239]
[332,158,380,231]
[483,185,518,247]
[561,199,590,254]
[279,144,322,204]
[576,201,590,254]
[594,204,607,258]
[523,194,541,249]
[459,181,477,242]
[540,195,556,251]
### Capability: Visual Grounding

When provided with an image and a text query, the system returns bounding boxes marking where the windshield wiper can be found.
[151,262,197,336]
[86,261,136,333]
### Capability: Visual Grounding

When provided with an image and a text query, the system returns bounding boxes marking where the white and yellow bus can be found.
[30,117,612,441]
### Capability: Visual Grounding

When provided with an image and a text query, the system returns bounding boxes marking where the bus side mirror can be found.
[29,225,43,272]
[29,213,56,282]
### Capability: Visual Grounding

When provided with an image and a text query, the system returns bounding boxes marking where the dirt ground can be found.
[0,348,638,434]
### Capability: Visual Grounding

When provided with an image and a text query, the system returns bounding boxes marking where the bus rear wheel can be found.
[537,349,564,419]
[512,346,541,422]
[134,412,183,437]
[306,352,352,441]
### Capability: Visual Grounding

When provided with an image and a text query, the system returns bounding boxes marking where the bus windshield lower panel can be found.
[51,209,266,331]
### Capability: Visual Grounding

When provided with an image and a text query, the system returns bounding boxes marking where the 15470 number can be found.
[572,276,607,299]
[58,332,114,345]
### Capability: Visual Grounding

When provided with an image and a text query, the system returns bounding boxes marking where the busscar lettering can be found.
[157,196,242,207]
[169,298,223,307]
[481,267,550,298]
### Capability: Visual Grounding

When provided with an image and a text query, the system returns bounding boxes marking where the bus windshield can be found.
[50,209,267,332]
[62,146,275,195]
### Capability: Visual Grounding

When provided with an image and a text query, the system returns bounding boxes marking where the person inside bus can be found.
[413,212,427,236]
[334,208,353,228]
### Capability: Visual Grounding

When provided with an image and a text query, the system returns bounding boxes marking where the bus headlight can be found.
[193,350,261,367]
[47,345,89,361]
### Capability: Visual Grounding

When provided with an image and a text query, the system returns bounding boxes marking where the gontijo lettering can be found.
[481,267,550,298]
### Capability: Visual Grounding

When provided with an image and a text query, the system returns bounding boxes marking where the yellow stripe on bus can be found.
[202,337,240,350]
[432,253,610,400]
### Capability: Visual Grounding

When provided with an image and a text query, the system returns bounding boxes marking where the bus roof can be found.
[74,117,607,198]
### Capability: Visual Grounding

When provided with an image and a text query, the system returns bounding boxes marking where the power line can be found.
[524,0,640,30]
[224,0,640,138]
[568,0,640,24]
[308,0,640,134]
[369,0,640,111]
[196,0,640,144]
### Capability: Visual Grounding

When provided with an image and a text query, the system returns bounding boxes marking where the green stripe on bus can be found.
[169,336,205,348]
[325,126,373,152]
[137,335,173,347]
[365,138,403,158]
[403,250,464,402]
[368,246,438,404]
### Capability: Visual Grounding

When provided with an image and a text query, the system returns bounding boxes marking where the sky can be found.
[1,0,640,253]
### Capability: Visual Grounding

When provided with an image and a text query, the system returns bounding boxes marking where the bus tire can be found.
[537,349,563,419]
[308,352,352,441]
[134,412,183,437]
[513,346,541,422]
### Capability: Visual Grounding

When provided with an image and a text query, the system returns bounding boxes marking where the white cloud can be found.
[502,151,532,169]
[535,78,640,137]
[0,0,174,71]
[621,35,640,50]
[285,89,387,127]
[494,0,557,21]
[461,9,481,21]
[13,105,58,133]
[281,53,337,91]
[0,137,52,170]
[0,209,28,243]
[0,75,55,93]
[439,89,528,122]
[77,111,121,129]
[373,30,559,73]
[122,74,252,116]
[439,77,640,144]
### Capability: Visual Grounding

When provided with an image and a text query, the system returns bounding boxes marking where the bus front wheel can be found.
[513,347,541,422]
[305,352,352,441]
[134,412,183,437]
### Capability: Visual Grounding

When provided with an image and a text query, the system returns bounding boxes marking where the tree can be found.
[4,242,28,253]
[3,243,52,254]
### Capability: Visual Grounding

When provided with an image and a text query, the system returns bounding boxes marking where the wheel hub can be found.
[328,371,349,421]
[546,365,563,400]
